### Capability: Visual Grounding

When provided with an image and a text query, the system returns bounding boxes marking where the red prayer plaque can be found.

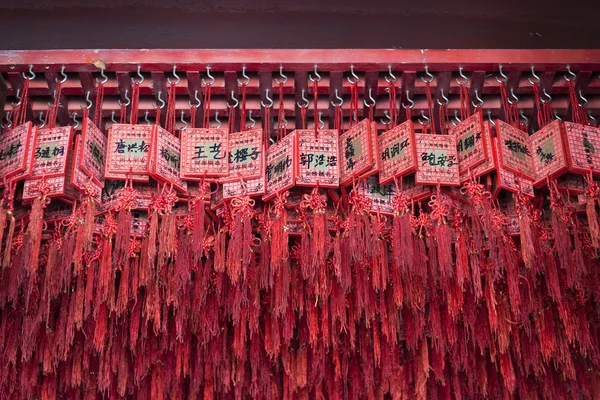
[556,173,585,194]
[99,181,154,213]
[223,175,266,200]
[495,120,535,180]
[295,129,339,188]
[399,174,434,201]
[105,124,154,177]
[449,111,487,176]
[148,127,187,192]
[71,136,102,202]
[9,125,37,183]
[360,121,381,179]
[180,127,229,178]
[0,122,33,179]
[23,150,78,203]
[377,120,418,185]
[30,126,73,179]
[493,139,534,198]
[80,118,106,186]
[530,120,568,188]
[264,131,296,201]
[339,119,372,185]
[358,174,396,215]
[210,185,224,210]
[463,121,496,182]
[415,133,460,186]
[563,122,600,175]
[222,129,264,182]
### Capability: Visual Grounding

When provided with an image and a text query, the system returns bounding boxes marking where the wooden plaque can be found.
[358,174,396,215]
[0,121,33,179]
[493,139,535,198]
[71,136,102,202]
[415,133,460,186]
[264,131,296,201]
[223,175,266,199]
[8,125,36,182]
[530,120,568,188]
[148,126,187,192]
[295,129,340,188]
[377,120,418,185]
[449,111,487,175]
[223,129,264,182]
[80,117,106,186]
[339,119,372,185]
[105,124,154,177]
[180,127,229,178]
[495,120,535,180]
[360,121,381,179]
[30,126,73,179]
[463,121,496,182]
[563,122,600,175]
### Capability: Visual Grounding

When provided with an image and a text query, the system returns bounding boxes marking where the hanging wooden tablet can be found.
[148,126,187,192]
[449,111,487,177]
[415,133,460,186]
[464,120,496,182]
[210,184,224,210]
[0,121,33,179]
[70,136,102,203]
[7,124,36,182]
[180,127,229,179]
[105,124,154,181]
[495,120,535,180]
[30,126,73,179]
[264,131,296,201]
[339,119,372,185]
[556,173,585,194]
[377,120,417,185]
[223,176,266,200]
[563,121,600,175]
[530,119,569,188]
[358,175,396,215]
[295,129,339,188]
[492,139,535,198]
[399,174,434,201]
[79,118,106,186]
[360,121,381,178]
[23,148,78,203]
[222,129,264,182]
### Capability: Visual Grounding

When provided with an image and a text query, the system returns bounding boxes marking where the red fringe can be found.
[25,196,45,276]
[147,211,158,268]
[114,208,131,266]
[2,215,15,268]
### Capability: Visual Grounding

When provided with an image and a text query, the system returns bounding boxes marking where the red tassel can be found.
[2,214,15,268]
[98,235,114,306]
[147,211,158,268]
[24,194,46,277]
[193,182,209,264]
[271,192,289,273]
[515,193,535,270]
[214,228,226,272]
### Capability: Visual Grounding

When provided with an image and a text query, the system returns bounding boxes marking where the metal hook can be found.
[554,111,562,122]
[309,65,322,83]
[297,89,309,108]
[495,65,508,83]
[2,111,11,129]
[420,66,434,84]
[418,110,430,125]
[402,90,414,109]
[437,89,449,106]
[347,65,359,84]
[228,91,239,109]
[59,65,68,84]
[237,66,250,86]
[97,66,108,84]
[472,89,484,108]
[542,89,552,104]
[153,91,166,109]
[261,89,273,108]
[132,65,144,85]
[318,111,324,129]
[384,65,397,84]
[202,66,215,86]
[528,66,541,85]
[180,111,188,131]
[214,111,221,129]
[510,88,519,104]
[39,112,45,128]
[588,111,596,126]
[519,110,529,125]
[564,65,577,82]
[85,91,93,109]
[331,89,343,107]
[167,65,180,85]
[248,110,256,128]
[274,65,288,85]
[579,90,588,107]
[111,110,117,124]
[456,67,469,85]
[380,110,392,125]
[144,111,151,125]
[363,88,376,107]
[487,110,496,128]
[12,89,22,107]
[118,89,131,107]
[22,65,35,80]
[72,112,80,129]
[452,110,461,126]
[276,116,288,129]
[189,90,201,108]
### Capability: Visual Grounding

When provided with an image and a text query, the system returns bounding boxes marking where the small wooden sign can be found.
[495,120,535,180]
[493,139,535,198]
[8,125,36,182]
[148,126,187,192]
[463,120,496,182]
[530,120,568,187]
[180,127,229,178]
[377,120,417,185]
[71,136,102,202]
[0,121,33,179]
[449,111,487,176]
[30,126,73,179]
[358,174,396,215]
[360,121,381,179]
[105,124,154,179]
[264,131,296,201]
[295,129,340,188]
[223,176,266,199]
[223,129,264,182]
[415,133,460,186]
[80,118,106,186]
[339,119,372,185]
[563,121,600,175]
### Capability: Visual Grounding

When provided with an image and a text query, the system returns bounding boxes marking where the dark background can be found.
[1,0,600,49]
